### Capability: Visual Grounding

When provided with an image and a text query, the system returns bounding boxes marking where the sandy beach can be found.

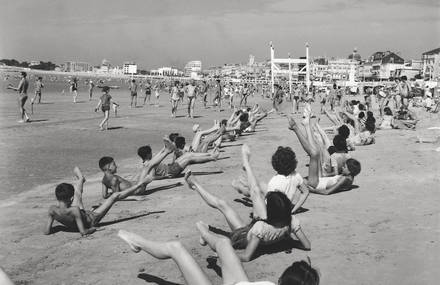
[0,80,439,285]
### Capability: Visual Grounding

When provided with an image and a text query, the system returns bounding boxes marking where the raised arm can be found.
[291,182,309,214]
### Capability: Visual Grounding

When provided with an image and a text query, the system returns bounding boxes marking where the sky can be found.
[0,0,439,69]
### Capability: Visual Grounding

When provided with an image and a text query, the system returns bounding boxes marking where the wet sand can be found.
[0,81,439,284]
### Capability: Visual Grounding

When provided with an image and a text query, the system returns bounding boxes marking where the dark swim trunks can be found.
[167,162,184,178]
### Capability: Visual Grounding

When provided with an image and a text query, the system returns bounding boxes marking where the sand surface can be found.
[0,79,439,285]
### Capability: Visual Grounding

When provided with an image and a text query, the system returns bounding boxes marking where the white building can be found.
[422,47,440,81]
[123,62,137,75]
[64,61,92,72]
[184,60,202,77]
[150,67,181,76]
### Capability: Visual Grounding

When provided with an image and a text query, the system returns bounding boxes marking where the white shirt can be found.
[267,173,304,202]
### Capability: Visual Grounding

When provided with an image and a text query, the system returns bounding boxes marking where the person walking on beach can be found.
[186,80,197,118]
[94,86,119,131]
[170,81,180,118]
[88,80,95,101]
[213,79,222,111]
[129,79,138,108]
[70,77,79,103]
[7,71,31,123]
[31,76,44,106]
[398,76,411,108]
[143,80,152,106]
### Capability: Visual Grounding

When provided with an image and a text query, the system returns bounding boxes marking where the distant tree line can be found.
[0,59,57,70]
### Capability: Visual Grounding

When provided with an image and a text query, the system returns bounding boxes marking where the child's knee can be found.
[167,241,185,254]
[217,199,229,211]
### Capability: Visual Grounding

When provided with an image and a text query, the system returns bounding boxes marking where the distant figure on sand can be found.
[94,86,119,131]
[70,77,79,103]
[185,80,197,118]
[88,80,95,101]
[7,71,30,123]
[129,79,138,108]
[31,76,44,105]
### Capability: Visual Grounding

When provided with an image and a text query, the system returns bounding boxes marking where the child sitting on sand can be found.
[137,139,220,179]
[288,115,361,195]
[378,107,395,129]
[44,167,152,236]
[186,144,311,262]
[99,138,176,198]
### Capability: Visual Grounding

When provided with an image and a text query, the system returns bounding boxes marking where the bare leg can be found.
[288,116,320,188]
[185,172,246,230]
[92,174,154,224]
[72,167,86,210]
[241,144,267,220]
[99,111,109,130]
[0,267,14,285]
[197,125,225,152]
[118,230,211,285]
[196,222,249,284]
[176,150,219,169]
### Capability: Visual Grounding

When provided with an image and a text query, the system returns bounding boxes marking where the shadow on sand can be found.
[137,273,182,285]
[98,210,165,227]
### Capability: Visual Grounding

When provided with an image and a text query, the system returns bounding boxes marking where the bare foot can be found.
[73,166,86,183]
[211,149,220,160]
[163,137,176,153]
[117,230,142,253]
[287,115,298,130]
[184,171,197,190]
[195,221,209,246]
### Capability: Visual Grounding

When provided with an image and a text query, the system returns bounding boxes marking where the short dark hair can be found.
[137,146,152,161]
[358,103,365,111]
[239,113,249,122]
[333,135,348,152]
[327,145,336,155]
[174,136,186,149]
[55,183,75,202]
[131,79,135,82]
[346,158,361,176]
[279,260,320,285]
[168,133,180,142]
[21,71,27,77]
[272,146,297,176]
[400,75,407,81]
[384,107,392,116]
[38,76,42,80]
[338,125,350,139]
[220,119,228,126]
[265,192,292,227]
[98,156,114,171]
[101,86,110,93]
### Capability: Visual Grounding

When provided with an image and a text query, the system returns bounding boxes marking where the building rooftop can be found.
[422,47,440,56]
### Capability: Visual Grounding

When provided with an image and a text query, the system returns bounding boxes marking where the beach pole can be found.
[306,42,310,91]
[288,52,292,95]
[270,42,275,95]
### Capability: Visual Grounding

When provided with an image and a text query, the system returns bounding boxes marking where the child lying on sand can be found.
[288,115,361,195]
[185,144,311,262]
[44,167,152,236]
[99,138,176,198]
[138,138,220,179]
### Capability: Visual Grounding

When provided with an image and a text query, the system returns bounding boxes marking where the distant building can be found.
[369,51,404,80]
[393,60,422,80]
[123,62,137,74]
[422,47,440,81]
[184,60,202,77]
[64,61,92,72]
[347,48,362,62]
[29,61,41,66]
[150,67,181,76]
[311,56,358,82]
